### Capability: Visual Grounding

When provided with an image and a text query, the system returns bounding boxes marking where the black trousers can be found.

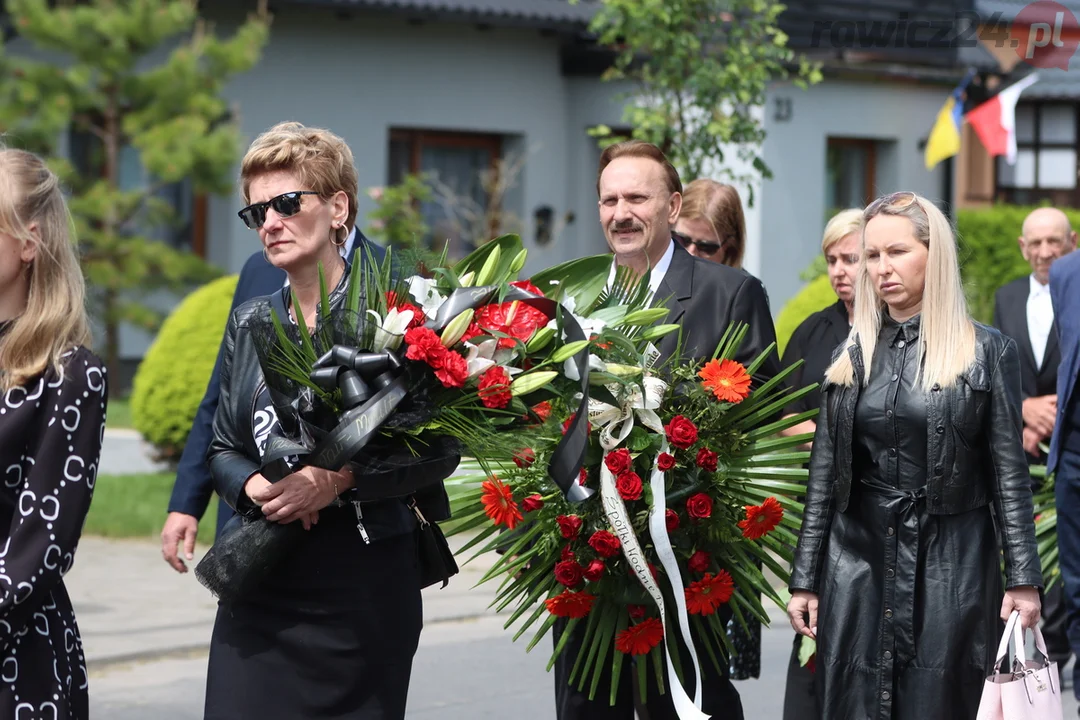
[782,633,819,720]
[552,614,744,720]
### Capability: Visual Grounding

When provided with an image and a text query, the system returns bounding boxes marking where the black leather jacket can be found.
[791,321,1042,593]
[207,268,458,536]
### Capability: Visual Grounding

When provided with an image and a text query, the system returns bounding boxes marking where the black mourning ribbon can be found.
[425,284,594,504]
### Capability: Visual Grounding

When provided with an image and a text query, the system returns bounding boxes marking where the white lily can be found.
[465,338,524,379]
[407,276,447,317]
[546,311,608,343]
[366,307,413,351]
[563,352,608,382]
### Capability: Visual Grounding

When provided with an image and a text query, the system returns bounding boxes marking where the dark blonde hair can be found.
[0,147,91,391]
[596,140,682,197]
[680,178,746,268]
[240,122,359,245]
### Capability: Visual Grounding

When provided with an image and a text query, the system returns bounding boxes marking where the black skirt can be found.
[204,509,422,720]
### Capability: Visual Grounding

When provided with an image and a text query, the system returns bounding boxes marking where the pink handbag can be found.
[976,610,1063,720]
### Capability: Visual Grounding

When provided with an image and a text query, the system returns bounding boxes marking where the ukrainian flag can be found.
[925,69,976,171]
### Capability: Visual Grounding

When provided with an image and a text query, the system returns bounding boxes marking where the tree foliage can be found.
[0,0,271,387]
[585,0,822,204]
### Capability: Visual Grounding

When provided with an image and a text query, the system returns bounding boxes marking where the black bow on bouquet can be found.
[194,344,446,604]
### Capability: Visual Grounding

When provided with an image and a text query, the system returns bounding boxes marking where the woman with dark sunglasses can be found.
[203,122,459,719]
[673,178,746,268]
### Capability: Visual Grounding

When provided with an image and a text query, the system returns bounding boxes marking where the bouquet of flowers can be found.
[446,300,817,714]
[195,234,654,600]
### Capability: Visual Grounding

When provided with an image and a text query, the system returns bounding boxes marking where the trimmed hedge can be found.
[775,274,837,356]
[131,275,239,462]
[956,204,1080,324]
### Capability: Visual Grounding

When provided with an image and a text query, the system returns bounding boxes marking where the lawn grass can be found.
[105,395,134,430]
[85,472,218,540]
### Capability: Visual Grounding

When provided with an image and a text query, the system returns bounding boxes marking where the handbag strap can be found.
[994,610,1026,670]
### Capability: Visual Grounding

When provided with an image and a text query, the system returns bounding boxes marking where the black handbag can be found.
[409,496,458,589]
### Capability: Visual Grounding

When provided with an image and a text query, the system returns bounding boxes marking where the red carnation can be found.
[686,492,713,519]
[434,351,468,388]
[695,447,718,472]
[688,550,711,573]
[588,530,621,558]
[738,497,784,540]
[615,471,643,501]
[545,590,595,619]
[557,514,583,540]
[665,509,680,532]
[615,617,664,656]
[583,559,605,582]
[521,494,544,513]
[665,415,699,449]
[385,291,426,330]
[555,560,584,588]
[604,448,633,476]
[404,326,447,368]
[478,366,513,409]
[657,452,676,471]
[513,448,535,469]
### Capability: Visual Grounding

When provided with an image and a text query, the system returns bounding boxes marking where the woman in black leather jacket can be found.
[786,191,1042,720]
[202,122,457,720]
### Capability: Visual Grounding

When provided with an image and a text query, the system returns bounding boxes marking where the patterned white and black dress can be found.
[0,341,107,720]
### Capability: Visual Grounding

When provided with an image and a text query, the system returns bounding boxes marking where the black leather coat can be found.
[207,267,458,535]
[791,320,1042,594]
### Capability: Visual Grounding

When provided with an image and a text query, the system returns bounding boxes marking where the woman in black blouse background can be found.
[0,147,107,719]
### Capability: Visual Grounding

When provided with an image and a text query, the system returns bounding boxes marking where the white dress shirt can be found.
[606,239,676,306]
[1028,274,1054,369]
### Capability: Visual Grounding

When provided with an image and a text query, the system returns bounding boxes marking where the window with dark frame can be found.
[388,128,503,255]
[68,126,208,257]
[995,102,1078,207]
[825,137,876,221]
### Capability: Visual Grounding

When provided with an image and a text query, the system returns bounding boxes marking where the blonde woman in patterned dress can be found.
[0,147,107,720]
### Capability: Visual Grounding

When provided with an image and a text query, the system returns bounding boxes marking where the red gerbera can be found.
[480,476,523,530]
[738,497,784,540]
[698,359,752,404]
[685,570,735,615]
[615,617,664,656]
[545,589,596,619]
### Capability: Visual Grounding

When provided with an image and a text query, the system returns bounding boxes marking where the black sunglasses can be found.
[673,231,727,256]
[238,191,320,230]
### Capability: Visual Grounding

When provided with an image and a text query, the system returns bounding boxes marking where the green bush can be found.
[131,275,239,462]
[955,204,1080,324]
[775,274,837,356]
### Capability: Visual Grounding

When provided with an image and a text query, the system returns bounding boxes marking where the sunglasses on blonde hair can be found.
[238,190,320,230]
[865,191,918,217]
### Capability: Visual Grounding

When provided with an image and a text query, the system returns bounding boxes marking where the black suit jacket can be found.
[992,276,1060,402]
[167,233,384,537]
[652,241,781,384]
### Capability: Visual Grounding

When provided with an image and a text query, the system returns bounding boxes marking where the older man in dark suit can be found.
[551,140,780,720]
[160,227,382,572]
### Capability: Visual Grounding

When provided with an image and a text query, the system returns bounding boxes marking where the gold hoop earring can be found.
[331,224,346,247]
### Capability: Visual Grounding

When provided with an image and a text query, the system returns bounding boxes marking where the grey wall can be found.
[759,78,950,311]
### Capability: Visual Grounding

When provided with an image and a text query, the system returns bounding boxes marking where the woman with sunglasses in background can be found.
[786,192,1042,719]
[203,122,458,720]
[0,147,107,720]
[673,178,745,268]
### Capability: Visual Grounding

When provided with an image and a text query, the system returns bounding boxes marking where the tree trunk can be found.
[102,87,122,396]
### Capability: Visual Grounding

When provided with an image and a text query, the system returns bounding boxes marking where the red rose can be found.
[562,413,593,435]
[435,351,469,388]
[513,448,535,469]
[665,415,699,449]
[627,604,646,620]
[604,448,633,476]
[665,509,680,532]
[555,560,584,588]
[561,545,575,562]
[529,401,553,423]
[687,492,713,519]
[404,327,448,368]
[688,550,711,573]
[478,366,513,409]
[521,494,544,513]
[657,452,676,471]
[588,530,621,558]
[615,471,643,501]
[579,467,589,486]
[583,559,605,583]
[557,514,583,540]
[695,447,718,472]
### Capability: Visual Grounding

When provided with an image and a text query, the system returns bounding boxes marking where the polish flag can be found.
[965,73,1040,165]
